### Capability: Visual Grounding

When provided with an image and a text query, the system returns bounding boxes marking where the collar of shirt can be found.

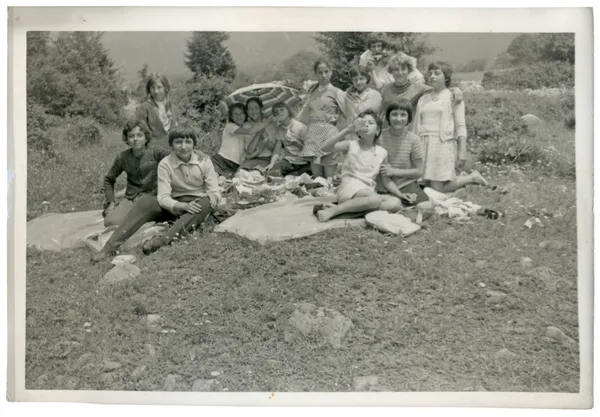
[347,86,373,100]
[171,151,203,168]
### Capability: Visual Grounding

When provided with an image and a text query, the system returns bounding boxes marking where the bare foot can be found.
[317,208,337,222]
[470,170,489,186]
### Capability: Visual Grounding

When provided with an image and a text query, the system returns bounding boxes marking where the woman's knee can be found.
[367,194,383,208]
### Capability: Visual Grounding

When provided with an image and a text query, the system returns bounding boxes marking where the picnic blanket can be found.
[27,210,164,252]
[214,195,366,244]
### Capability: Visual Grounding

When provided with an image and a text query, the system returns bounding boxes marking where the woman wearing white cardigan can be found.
[412,61,488,193]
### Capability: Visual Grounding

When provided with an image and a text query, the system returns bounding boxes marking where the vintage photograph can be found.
[9,6,592,408]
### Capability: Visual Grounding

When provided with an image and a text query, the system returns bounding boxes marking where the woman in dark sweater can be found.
[102,120,171,227]
[135,73,178,149]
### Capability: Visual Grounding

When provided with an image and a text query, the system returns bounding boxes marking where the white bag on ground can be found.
[365,211,421,237]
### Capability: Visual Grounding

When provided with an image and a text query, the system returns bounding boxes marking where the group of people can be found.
[91,33,489,263]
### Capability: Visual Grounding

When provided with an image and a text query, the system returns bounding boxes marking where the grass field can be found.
[25,90,579,392]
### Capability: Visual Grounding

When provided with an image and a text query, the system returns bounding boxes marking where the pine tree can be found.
[184,32,237,82]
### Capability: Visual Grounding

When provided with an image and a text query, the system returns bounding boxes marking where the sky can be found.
[101,32,520,85]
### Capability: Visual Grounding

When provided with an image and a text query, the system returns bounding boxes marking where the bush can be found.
[27,102,55,158]
[172,75,231,153]
[65,118,103,147]
[27,32,127,126]
[481,61,574,90]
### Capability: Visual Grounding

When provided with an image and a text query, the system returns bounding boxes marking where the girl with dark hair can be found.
[211,102,271,178]
[313,109,401,222]
[101,119,171,227]
[135,73,178,148]
[411,62,488,193]
[241,97,280,174]
[376,100,429,209]
[297,59,347,179]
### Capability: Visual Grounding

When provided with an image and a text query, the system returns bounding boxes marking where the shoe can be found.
[142,237,166,255]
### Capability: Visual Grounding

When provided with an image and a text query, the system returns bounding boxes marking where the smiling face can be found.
[273,106,290,126]
[126,126,148,151]
[390,65,411,85]
[388,109,410,129]
[315,63,332,85]
[149,80,166,102]
[231,107,247,126]
[171,136,195,161]
[351,75,368,93]
[247,101,262,123]
[428,68,447,89]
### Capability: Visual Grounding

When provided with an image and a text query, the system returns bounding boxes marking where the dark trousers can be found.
[210,154,240,179]
[280,159,312,177]
[101,194,212,253]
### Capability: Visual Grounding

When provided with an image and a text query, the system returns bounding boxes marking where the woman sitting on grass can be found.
[210,102,271,179]
[241,97,281,175]
[141,125,222,255]
[101,120,171,227]
[376,101,429,209]
[314,109,407,222]
[412,62,488,193]
[135,73,177,149]
[91,125,220,262]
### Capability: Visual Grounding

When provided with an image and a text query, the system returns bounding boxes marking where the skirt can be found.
[299,121,340,165]
[240,157,271,173]
[336,178,372,204]
[421,135,458,182]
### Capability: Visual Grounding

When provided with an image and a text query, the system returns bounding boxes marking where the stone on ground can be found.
[103,361,122,372]
[131,365,147,381]
[163,374,180,391]
[494,348,517,360]
[192,379,219,391]
[144,314,162,333]
[521,114,541,124]
[100,262,141,285]
[546,326,578,350]
[289,302,353,349]
[520,257,534,268]
[353,375,379,391]
[525,266,560,289]
[486,290,507,304]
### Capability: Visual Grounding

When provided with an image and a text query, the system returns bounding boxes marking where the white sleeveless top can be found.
[340,140,387,189]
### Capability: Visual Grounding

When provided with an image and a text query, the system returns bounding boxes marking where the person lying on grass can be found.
[210,102,272,179]
[91,125,221,262]
[141,125,223,255]
[101,120,171,228]
[314,109,412,222]
[375,100,430,208]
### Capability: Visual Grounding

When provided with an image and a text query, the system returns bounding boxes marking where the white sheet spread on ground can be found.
[214,195,366,244]
[27,210,165,252]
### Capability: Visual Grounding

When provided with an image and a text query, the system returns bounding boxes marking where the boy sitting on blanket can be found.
[141,125,223,255]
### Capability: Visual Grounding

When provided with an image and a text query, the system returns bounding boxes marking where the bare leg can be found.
[317,190,382,222]
[378,195,403,213]
[311,162,324,178]
[430,170,489,193]
[323,164,338,179]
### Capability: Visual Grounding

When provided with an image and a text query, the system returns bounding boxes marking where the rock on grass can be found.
[100,263,141,285]
[192,379,219,391]
[546,326,578,350]
[163,374,180,391]
[353,375,379,391]
[289,302,353,349]
[494,348,517,361]
[131,365,147,381]
[486,290,507,304]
